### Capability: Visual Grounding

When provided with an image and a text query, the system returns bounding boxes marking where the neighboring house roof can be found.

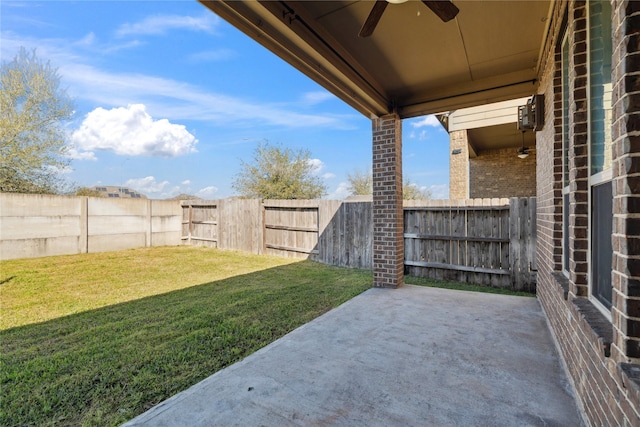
[90,186,146,199]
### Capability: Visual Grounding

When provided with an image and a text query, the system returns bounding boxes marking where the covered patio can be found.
[124,285,581,426]
[198,0,552,289]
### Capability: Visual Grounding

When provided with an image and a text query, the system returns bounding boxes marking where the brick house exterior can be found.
[535,1,640,424]
[446,99,537,199]
[468,147,536,198]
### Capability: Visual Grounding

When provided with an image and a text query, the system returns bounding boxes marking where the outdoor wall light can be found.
[452,148,462,155]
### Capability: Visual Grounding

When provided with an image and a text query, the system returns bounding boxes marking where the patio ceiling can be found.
[200,0,554,119]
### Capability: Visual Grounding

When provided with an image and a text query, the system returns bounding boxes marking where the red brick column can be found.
[372,114,404,288]
[611,0,640,362]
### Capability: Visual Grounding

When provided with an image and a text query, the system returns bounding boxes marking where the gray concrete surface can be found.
[123,285,583,426]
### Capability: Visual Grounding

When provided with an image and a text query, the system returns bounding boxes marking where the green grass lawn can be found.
[404,275,535,297]
[0,247,372,426]
[0,246,533,426]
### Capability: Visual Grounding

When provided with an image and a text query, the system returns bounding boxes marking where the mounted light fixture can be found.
[517,94,545,131]
[517,130,530,159]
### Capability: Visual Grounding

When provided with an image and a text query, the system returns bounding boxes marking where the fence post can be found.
[509,198,521,290]
[80,197,88,254]
[147,200,152,247]
[261,200,266,255]
[509,197,536,292]
[188,203,193,245]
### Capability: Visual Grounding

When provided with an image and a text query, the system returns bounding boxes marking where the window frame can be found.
[587,0,614,319]
[561,30,570,279]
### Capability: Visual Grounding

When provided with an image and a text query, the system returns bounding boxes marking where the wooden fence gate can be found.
[263,201,319,258]
[182,202,218,247]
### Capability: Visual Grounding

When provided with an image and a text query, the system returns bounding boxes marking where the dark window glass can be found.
[563,193,570,273]
[591,181,613,309]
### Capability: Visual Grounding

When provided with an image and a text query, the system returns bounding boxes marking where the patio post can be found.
[372,113,404,288]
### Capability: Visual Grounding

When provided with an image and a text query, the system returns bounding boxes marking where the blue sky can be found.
[1,1,450,199]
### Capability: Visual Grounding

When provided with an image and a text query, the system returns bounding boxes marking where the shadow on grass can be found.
[0,275,15,285]
[0,260,371,427]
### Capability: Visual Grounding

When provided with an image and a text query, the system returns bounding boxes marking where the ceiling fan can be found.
[359,0,459,38]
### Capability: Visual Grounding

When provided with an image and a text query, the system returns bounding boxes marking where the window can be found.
[588,0,613,312]
[562,31,570,276]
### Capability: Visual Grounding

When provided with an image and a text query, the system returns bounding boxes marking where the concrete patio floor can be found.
[123,285,583,426]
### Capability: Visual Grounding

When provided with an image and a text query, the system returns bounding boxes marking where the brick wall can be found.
[372,114,404,288]
[469,147,537,198]
[610,0,640,362]
[568,0,590,297]
[449,130,469,199]
[536,1,640,425]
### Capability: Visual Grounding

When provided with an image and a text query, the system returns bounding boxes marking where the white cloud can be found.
[60,61,349,129]
[302,91,335,105]
[0,31,357,130]
[115,14,219,38]
[75,32,96,46]
[71,104,198,158]
[411,115,441,128]
[308,158,325,175]
[123,176,217,199]
[322,173,336,179]
[196,186,218,198]
[125,176,170,195]
[428,184,449,200]
[406,129,429,140]
[73,31,144,53]
[327,182,350,200]
[103,40,145,54]
[188,49,235,63]
[65,146,97,161]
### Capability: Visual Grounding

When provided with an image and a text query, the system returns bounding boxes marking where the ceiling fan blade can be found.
[422,0,459,22]
[359,0,388,38]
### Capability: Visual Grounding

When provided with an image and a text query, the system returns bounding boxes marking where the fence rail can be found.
[180,197,536,291]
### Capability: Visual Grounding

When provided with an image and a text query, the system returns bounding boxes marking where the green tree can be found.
[346,169,432,200]
[346,168,373,195]
[74,187,103,197]
[232,142,327,199]
[402,178,432,200]
[0,48,74,194]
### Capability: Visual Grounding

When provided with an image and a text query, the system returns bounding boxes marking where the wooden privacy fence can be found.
[180,197,536,291]
[404,198,536,291]
[180,199,372,267]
